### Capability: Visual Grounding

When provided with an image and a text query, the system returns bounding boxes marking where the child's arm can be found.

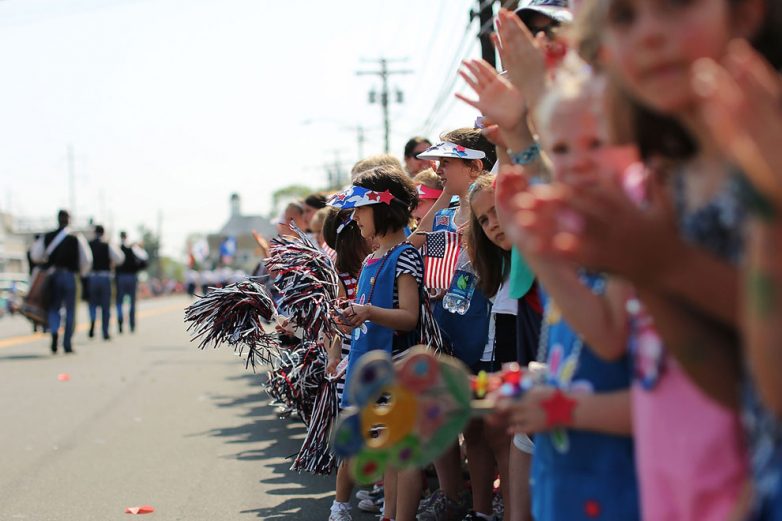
[408,191,452,249]
[637,286,742,410]
[499,387,633,436]
[326,279,348,374]
[341,274,420,333]
[526,257,630,361]
[744,218,782,417]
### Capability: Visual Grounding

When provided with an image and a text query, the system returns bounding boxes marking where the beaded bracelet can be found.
[508,142,541,166]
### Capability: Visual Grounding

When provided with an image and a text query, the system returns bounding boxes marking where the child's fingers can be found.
[457,67,481,93]
[454,91,481,112]
[471,58,500,84]
[726,39,781,102]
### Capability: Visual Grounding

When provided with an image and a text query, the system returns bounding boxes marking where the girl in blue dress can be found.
[329,164,428,521]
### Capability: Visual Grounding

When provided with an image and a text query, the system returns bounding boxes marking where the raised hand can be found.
[692,39,782,208]
[456,58,527,133]
[494,8,547,110]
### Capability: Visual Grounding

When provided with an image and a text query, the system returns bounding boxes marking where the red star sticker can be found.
[378,190,395,204]
[367,191,380,201]
[541,389,576,427]
[584,499,601,518]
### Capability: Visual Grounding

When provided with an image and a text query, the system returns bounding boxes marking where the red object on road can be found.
[125,505,155,515]
[57,373,70,382]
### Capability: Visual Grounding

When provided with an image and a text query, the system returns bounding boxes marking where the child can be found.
[462,174,520,521]
[328,164,426,521]
[411,168,444,224]
[414,129,496,521]
[492,3,776,518]
[484,64,640,521]
[323,207,372,521]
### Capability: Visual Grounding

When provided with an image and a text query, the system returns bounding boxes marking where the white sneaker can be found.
[356,484,384,502]
[328,505,352,521]
[357,497,383,513]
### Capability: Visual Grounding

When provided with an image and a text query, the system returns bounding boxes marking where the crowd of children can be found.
[205,0,782,519]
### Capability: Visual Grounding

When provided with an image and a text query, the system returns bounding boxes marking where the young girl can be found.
[328,164,426,521]
[463,174,521,521]
[411,168,444,224]
[323,207,372,521]
[491,1,778,518]
[487,65,640,521]
[414,129,496,521]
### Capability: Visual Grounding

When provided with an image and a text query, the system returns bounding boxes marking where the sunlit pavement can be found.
[0,295,366,521]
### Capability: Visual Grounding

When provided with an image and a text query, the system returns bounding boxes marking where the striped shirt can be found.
[336,272,358,403]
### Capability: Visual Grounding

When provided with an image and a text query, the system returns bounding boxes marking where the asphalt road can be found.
[0,296,373,521]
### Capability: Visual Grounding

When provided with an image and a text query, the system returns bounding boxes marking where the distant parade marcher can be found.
[26,234,46,332]
[30,210,92,354]
[115,231,148,334]
[87,225,125,340]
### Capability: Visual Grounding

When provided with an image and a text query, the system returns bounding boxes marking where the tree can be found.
[271,184,315,215]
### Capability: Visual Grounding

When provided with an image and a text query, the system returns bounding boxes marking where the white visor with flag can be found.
[327,185,396,209]
[416,142,486,161]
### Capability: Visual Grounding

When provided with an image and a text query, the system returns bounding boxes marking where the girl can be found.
[463,174,522,521]
[411,168,444,224]
[414,129,496,521]
[328,164,426,521]
[491,65,640,521]
[495,0,779,517]
[323,207,372,521]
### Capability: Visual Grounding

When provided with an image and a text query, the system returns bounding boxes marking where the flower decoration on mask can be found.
[327,186,396,209]
[416,142,486,161]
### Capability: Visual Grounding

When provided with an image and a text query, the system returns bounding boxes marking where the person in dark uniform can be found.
[116,231,149,334]
[30,210,92,354]
[26,234,47,333]
[87,225,125,340]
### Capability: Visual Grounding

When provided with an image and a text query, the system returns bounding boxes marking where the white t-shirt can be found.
[481,278,517,362]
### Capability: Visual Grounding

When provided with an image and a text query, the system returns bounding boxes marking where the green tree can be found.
[271,184,317,215]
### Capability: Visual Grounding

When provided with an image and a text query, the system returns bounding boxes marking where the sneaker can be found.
[357,497,382,513]
[328,504,352,521]
[355,484,383,502]
[417,490,467,521]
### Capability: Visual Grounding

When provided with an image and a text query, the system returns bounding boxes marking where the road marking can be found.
[0,302,186,350]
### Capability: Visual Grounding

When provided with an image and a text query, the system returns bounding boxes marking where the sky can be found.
[0,0,487,258]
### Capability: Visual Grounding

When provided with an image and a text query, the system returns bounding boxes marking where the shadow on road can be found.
[0,353,50,361]
[200,372,335,520]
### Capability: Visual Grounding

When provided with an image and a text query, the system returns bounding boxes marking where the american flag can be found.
[422,230,460,290]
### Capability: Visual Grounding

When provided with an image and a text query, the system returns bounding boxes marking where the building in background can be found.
[206,193,275,273]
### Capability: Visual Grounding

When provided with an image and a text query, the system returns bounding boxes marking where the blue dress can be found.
[531,274,640,521]
[430,206,491,369]
[341,243,417,409]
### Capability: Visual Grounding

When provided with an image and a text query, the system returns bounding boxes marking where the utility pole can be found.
[357,58,412,154]
[325,150,347,189]
[475,1,498,68]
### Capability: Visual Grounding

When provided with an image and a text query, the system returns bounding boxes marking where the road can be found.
[0,296,372,521]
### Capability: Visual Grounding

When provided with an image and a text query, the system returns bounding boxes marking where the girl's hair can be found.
[351,154,404,180]
[440,128,497,171]
[465,174,510,298]
[353,164,418,236]
[322,207,371,277]
[310,207,330,232]
[597,0,782,161]
[534,58,605,138]
[412,168,443,190]
[304,193,327,209]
